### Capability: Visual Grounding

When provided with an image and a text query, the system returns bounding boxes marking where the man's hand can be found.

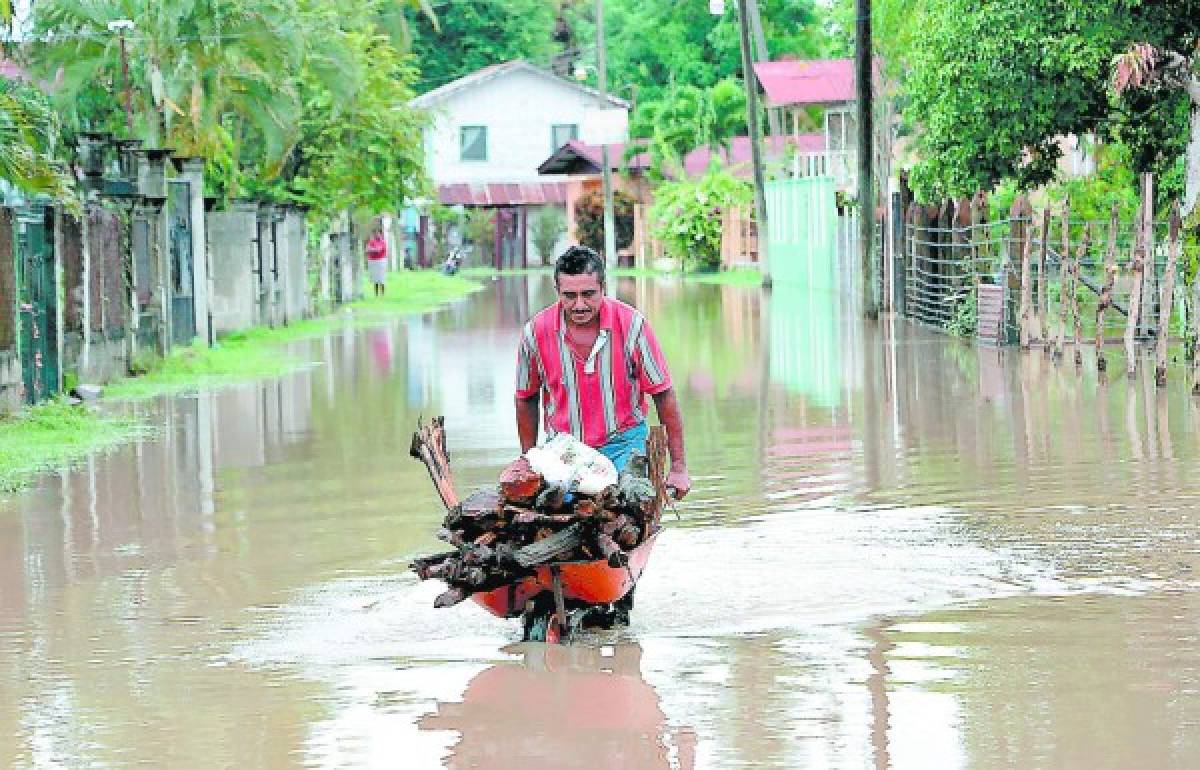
[666,464,691,500]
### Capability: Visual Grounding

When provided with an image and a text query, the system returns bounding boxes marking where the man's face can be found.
[556,271,604,327]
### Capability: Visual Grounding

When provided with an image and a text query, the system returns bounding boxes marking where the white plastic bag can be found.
[524,433,617,496]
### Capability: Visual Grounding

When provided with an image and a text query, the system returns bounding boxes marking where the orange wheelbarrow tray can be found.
[472,533,659,619]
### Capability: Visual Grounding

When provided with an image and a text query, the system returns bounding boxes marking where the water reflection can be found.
[3,272,1200,767]
[422,643,696,770]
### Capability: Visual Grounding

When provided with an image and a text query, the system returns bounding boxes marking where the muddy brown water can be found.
[3,274,1200,768]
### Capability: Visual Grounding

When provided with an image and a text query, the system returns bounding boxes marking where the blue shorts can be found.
[598,422,648,473]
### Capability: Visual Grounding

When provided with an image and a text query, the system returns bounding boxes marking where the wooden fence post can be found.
[1157,202,1181,387]
[1096,203,1119,373]
[1139,172,1157,337]
[1072,224,1090,367]
[1037,207,1050,351]
[1126,200,1147,378]
[1013,195,1033,349]
[1054,200,1070,361]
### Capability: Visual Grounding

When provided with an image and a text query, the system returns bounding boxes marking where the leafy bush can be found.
[650,168,752,270]
[574,190,635,253]
[463,208,496,265]
[944,287,978,337]
[531,206,566,262]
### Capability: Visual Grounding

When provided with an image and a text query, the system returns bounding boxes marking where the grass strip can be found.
[0,401,154,494]
[612,266,765,285]
[105,270,482,401]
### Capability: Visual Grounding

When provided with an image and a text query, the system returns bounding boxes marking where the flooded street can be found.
[4,273,1200,768]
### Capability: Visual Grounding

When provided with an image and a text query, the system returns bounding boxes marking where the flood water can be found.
[3,273,1200,768]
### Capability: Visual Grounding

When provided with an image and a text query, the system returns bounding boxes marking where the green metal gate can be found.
[764,176,837,288]
[16,204,58,404]
[168,180,196,346]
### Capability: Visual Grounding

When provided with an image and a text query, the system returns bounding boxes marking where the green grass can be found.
[0,401,154,494]
[105,270,482,401]
[612,266,765,286]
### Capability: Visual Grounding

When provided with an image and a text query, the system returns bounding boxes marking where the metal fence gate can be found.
[764,176,838,288]
[168,180,196,346]
[16,204,58,403]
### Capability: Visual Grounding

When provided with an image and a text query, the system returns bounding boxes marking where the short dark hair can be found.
[554,245,605,287]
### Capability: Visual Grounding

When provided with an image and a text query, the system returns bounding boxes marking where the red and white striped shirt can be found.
[516,297,672,448]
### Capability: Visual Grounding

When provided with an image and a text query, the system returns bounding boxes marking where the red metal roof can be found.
[753,59,856,107]
[682,134,826,178]
[437,182,568,206]
[538,135,824,179]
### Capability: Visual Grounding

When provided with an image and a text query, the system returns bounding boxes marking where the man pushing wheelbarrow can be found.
[409,246,690,642]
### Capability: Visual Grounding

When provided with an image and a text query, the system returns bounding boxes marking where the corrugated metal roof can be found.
[538,135,826,179]
[437,182,569,206]
[753,59,856,107]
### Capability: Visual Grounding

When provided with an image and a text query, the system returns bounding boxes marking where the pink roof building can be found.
[753,58,856,108]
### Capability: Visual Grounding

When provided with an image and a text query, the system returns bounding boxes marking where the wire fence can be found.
[900,206,1190,348]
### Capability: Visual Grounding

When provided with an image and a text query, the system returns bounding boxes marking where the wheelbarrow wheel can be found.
[522,609,570,643]
[522,595,566,643]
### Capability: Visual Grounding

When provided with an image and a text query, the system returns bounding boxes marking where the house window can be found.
[551,124,579,152]
[460,125,488,162]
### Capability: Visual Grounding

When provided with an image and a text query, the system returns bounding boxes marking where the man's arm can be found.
[651,388,691,499]
[515,393,541,453]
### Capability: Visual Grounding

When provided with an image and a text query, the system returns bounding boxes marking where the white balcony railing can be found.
[790,150,856,191]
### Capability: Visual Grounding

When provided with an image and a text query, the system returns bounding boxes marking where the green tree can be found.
[32,0,306,179]
[630,79,747,179]
[904,0,1197,203]
[260,0,428,219]
[408,0,558,92]
[591,0,823,108]
[0,78,73,197]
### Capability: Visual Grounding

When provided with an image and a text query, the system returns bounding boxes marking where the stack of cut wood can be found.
[409,420,667,609]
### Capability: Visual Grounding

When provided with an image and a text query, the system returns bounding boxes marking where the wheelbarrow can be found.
[410,418,668,644]
[472,532,659,643]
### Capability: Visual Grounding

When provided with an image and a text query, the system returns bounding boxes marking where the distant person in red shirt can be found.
[365,227,388,297]
[515,245,690,499]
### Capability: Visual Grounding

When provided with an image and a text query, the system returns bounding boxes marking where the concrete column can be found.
[256,204,277,326]
[284,208,308,321]
[180,158,211,345]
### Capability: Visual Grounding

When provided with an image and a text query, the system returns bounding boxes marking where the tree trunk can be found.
[1184,77,1200,216]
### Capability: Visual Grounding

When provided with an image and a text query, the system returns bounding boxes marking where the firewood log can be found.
[499,457,543,502]
[434,587,470,608]
[437,528,468,548]
[534,484,568,511]
[410,417,460,510]
[594,533,629,568]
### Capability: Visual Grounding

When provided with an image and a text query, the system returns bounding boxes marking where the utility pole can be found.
[855,0,876,318]
[744,0,780,137]
[595,0,617,274]
[108,20,136,135]
[736,0,770,284]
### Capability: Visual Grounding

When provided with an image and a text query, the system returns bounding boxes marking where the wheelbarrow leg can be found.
[549,567,568,644]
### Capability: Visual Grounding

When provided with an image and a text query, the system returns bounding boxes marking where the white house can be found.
[410,60,629,268]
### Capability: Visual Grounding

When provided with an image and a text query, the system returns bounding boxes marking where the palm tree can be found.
[0,78,72,196]
[31,0,306,184]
